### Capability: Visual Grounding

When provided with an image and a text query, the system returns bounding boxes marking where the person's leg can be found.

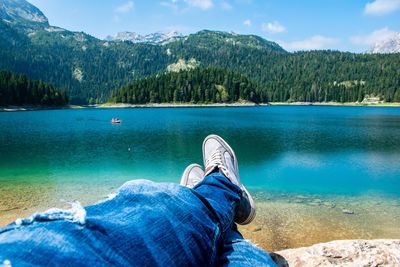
[192,171,242,233]
[0,176,241,266]
[180,137,278,267]
[192,175,277,266]
[219,225,277,267]
[186,172,277,267]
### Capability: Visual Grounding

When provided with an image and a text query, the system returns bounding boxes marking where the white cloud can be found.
[184,0,214,10]
[221,1,233,10]
[161,0,215,11]
[243,19,252,27]
[114,1,135,13]
[280,35,341,51]
[262,21,286,34]
[364,0,400,16]
[161,0,179,11]
[350,27,397,45]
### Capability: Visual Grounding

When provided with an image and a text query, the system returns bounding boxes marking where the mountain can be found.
[0,0,400,104]
[0,0,48,28]
[371,32,400,54]
[107,31,182,45]
[175,30,285,52]
[0,0,285,104]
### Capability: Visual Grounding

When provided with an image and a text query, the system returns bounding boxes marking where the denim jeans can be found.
[0,173,276,266]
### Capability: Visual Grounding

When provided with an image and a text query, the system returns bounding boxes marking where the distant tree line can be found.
[111,68,263,104]
[0,70,68,106]
[254,51,400,103]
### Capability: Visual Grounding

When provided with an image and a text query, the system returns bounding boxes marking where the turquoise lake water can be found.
[1,106,400,249]
[1,106,399,196]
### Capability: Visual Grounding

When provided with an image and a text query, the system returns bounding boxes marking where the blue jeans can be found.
[0,173,276,266]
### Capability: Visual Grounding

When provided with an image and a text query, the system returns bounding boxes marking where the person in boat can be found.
[0,135,277,266]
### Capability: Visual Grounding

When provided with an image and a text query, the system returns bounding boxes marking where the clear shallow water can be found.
[1,106,400,249]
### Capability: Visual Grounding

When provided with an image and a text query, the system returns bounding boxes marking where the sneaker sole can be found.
[202,134,256,225]
[239,187,256,225]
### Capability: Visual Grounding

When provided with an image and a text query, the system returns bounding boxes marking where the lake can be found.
[1,106,399,251]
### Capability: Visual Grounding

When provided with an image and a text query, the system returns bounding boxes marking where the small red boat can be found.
[111,118,122,124]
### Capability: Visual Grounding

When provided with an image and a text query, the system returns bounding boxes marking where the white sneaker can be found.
[202,134,256,225]
[180,164,204,189]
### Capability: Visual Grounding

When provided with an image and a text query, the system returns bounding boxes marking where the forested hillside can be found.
[111,68,262,104]
[0,0,399,104]
[167,32,400,102]
[0,19,171,104]
[0,70,68,106]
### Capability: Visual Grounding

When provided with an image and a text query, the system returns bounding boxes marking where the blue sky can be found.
[27,0,400,52]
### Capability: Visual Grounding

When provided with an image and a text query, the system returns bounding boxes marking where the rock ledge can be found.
[276,239,400,267]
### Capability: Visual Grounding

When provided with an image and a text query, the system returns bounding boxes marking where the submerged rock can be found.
[342,209,355,215]
[276,239,400,267]
[248,225,262,232]
[322,202,336,208]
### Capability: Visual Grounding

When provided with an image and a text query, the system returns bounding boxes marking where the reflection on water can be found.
[0,106,400,247]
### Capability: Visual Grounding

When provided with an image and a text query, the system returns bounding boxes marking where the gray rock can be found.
[276,239,400,267]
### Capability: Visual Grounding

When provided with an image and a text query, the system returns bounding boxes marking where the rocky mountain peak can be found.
[107,30,182,45]
[0,0,48,25]
[371,32,400,54]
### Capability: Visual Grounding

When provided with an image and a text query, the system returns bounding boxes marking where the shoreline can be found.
[1,185,399,252]
[0,105,84,112]
[0,194,397,265]
[1,101,400,112]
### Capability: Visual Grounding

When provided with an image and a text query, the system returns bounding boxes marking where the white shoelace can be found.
[205,149,232,179]
[206,150,224,167]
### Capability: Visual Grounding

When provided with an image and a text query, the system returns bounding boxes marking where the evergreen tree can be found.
[111,68,262,104]
[0,70,68,106]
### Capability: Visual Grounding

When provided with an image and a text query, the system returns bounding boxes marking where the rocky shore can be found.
[274,239,400,267]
